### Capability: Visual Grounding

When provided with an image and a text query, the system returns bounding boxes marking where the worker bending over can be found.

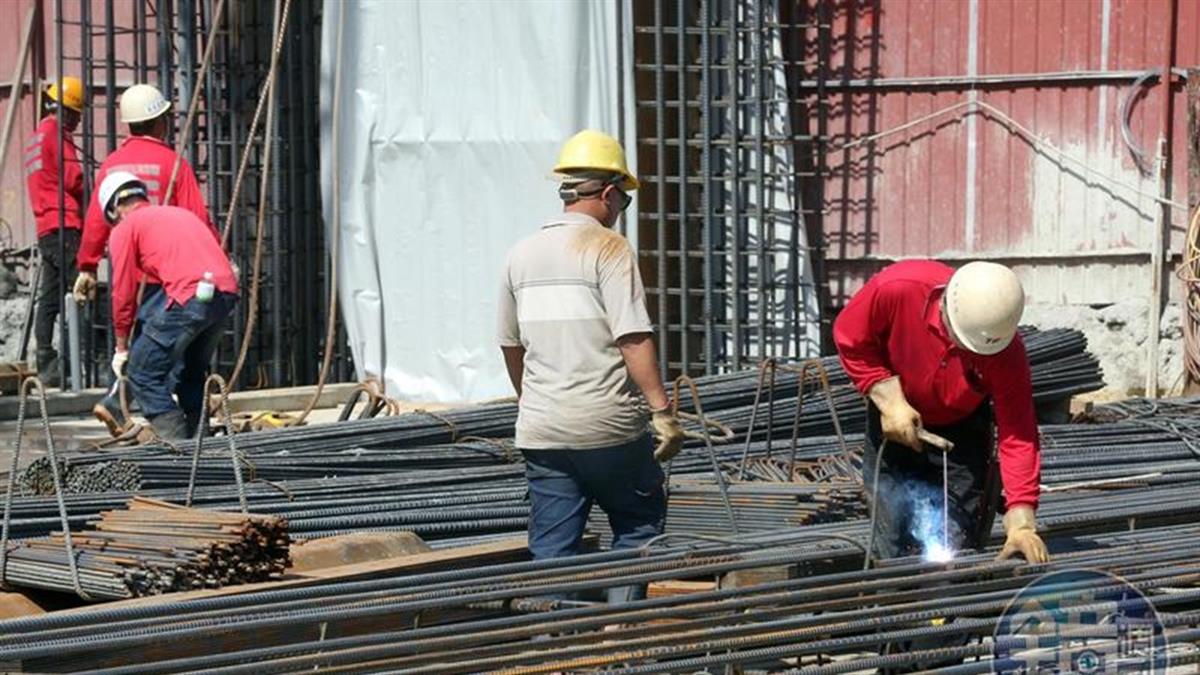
[73,83,216,433]
[834,260,1048,564]
[96,172,238,440]
[24,77,86,385]
[498,130,684,603]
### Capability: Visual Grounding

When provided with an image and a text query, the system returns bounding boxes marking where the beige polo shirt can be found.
[498,212,653,449]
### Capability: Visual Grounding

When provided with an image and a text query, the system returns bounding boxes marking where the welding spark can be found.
[904,481,956,563]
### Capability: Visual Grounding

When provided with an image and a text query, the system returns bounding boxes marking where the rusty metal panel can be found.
[819,0,1197,306]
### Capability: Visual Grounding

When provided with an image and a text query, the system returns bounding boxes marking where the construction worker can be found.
[73,83,216,433]
[833,260,1049,564]
[96,171,238,439]
[24,76,86,385]
[498,130,685,603]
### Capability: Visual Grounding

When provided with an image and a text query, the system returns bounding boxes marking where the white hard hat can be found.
[943,261,1025,355]
[97,171,147,222]
[119,84,171,124]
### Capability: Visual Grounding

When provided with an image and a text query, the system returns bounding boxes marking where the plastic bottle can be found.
[196,271,215,303]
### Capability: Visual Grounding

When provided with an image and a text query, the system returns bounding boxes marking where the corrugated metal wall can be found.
[813,0,1197,308]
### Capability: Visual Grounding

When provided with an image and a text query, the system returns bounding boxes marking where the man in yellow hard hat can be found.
[23,76,86,385]
[498,130,684,604]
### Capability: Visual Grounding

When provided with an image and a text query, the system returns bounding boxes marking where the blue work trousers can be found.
[521,434,666,604]
[128,292,237,426]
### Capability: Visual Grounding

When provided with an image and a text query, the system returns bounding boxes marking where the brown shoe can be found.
[93,393,132,437]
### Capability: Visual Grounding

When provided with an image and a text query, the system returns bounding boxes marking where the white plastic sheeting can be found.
[320,0,632,402]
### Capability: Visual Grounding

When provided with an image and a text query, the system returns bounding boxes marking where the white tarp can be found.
[320,0,630,402]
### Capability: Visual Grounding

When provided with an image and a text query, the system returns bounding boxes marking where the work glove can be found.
[111,350,128,380]
[996,505,1050,563]
[868,376,922,451]
[650,407,685,463]
[73,271,97,302]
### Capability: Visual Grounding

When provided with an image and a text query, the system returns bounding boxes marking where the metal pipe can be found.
[53,0,66,390]
[654,0,668,381]
[676,0,689,375]
[64,292,81,390]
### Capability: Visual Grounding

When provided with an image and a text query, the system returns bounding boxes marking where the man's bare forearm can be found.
[616,332,669,410]
[500,346,525,398]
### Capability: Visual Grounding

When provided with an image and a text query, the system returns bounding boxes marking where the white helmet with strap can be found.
[944,261,1025,355]
[97,171,147,223]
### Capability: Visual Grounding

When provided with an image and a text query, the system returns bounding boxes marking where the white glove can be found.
[111,350,129,380]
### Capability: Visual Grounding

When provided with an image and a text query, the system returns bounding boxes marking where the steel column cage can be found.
[56,0,351,391]
[632,0,831,378]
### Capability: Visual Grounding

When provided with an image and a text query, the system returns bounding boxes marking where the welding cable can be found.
[1119,70,1160,175]
[863,438,888,570]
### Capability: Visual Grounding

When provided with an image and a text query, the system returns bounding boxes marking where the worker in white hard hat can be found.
[497,129,684,604]
[73,83,218,436]
[834,260,1049,566]
[96,171,238,439]
[24,76,86,385]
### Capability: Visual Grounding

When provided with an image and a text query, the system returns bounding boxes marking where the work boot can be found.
[92,388,132,438]
[147,410,189,441]
[35,349,61,388]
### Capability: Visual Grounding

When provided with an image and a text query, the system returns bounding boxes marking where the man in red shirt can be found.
[24,77,86,384]
[73,83,216,434]
[73,83,215,302]
[96,172,238,440]
[834,260,1048,564]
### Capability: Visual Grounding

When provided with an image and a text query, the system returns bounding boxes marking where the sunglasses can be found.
[609,185,633,211]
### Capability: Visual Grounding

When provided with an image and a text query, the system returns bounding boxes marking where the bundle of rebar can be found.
[1,521,1195,673]
[18,457,142,496]
[1,498,289,600]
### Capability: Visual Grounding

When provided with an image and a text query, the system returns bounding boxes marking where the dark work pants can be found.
[128,292,237,430]
[34,228,81,361]
[863,402,1000,560]
[521,434,666,604]
[863,401,1001,672]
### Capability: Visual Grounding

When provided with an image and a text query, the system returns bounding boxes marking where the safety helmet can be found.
[552,130,639,191]
[943,261,1025,356]
[119,84,171,124]
[46,76,85,112]
[97,171,147,223]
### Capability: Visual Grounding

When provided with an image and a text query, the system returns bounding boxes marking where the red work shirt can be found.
[79,135,216,274]
[109,204,237,339]
[24,116,85,237]
[833,260,1040,510]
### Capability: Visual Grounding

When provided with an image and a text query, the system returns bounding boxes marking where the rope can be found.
[162,0,228,203]
[827,97,1188,214]
[458,436,518,464]
[0,377,92,600]
[186,374,249,513]
[218,0,292,405]
[287,0,346,427]
[410,409,460,443]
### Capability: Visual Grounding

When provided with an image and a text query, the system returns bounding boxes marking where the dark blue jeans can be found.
[128,292,237,425]
[521,434,666,604]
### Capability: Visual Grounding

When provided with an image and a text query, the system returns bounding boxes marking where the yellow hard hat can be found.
[47,76,85,112]
[552,129,639,191]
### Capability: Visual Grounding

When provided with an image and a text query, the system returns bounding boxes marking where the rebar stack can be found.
[0,522,1196,673]
[1,498,289,600]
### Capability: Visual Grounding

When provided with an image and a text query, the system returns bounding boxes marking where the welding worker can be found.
[24,77,86,386]
[498,130,685,603]
[834,260,1049,564]
[73,83,216,434]
[95,171,238,440]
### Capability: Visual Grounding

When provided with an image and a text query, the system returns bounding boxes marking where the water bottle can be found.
[196,271,215,303]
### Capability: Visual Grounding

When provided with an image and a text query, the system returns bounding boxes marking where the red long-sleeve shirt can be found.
[79,135,216,274]
[833,260,1040,510]
[109,204,237,339]
[24,116,85,237]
